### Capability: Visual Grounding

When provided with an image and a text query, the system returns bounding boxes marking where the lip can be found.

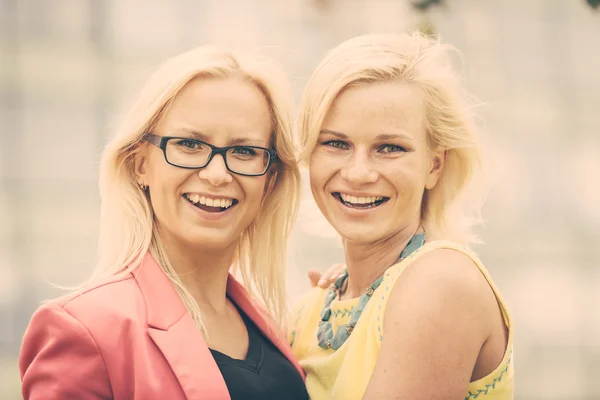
[183,192,238,202]
[331,191,386,198]
[330,192,389,216]
[183,195,238,221]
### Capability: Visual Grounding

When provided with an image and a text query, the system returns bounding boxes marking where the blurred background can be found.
[1,0,599,398]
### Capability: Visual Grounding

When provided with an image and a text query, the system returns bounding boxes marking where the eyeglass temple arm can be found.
[144,133,163,148]
[269,149,278,163]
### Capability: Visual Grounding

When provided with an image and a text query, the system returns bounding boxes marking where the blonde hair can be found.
[87,46,300,331]
[298,32,485,244]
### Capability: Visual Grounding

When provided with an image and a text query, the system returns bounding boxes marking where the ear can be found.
[134,150,149,187]
[425,149,445,190]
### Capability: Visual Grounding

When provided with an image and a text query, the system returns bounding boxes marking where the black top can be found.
[209,305,308,400]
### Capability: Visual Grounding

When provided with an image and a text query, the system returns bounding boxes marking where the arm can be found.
[19,303,112,400]
[363,249,495,400]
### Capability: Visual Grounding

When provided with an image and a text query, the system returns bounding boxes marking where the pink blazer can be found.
[19,253,304,399]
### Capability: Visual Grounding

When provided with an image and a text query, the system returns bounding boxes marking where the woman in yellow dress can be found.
[289,32,514,399]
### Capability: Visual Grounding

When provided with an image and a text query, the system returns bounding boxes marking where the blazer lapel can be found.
[227,276,306,379]
[134,253,230,400]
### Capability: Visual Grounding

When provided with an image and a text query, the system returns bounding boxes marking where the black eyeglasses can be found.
[144,133,277,177]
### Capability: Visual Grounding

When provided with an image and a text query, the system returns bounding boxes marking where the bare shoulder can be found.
[399,247,492,301]
[384,247,498,340]
[364,247,502,399]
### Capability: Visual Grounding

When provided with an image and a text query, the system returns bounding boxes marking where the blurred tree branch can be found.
[587,0,599,10]
[411,0,444,11]
[411,0,598,11]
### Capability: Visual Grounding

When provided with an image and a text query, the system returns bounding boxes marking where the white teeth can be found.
[185,194,234,209]
[339,193,384,205]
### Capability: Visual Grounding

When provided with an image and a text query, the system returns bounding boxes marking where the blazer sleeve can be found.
[19,302,113,399]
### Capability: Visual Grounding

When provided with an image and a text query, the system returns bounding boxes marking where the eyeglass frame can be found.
[143,133,278,177]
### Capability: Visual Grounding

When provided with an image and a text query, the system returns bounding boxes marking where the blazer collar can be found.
[133,252,230,400]
[132,252,305,399]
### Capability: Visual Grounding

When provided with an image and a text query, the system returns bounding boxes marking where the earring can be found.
[138,182,148,191]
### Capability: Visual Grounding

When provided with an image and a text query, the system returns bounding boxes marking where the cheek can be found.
[309,152,335,189]
[242,176,268,202]
[146,156,182,187]
[240,178,269,224]
[309,169,329,206]
[151,171,193,201]
[387,162,425,196]
[308,153,320,176]
[147,168,194,213]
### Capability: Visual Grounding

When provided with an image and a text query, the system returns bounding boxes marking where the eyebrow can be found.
[375,133,414,142]
[175,128,208,141]
[319,129,414,141]
[319,129,348,139]
[174,128,269,147]
[228,137,269,146]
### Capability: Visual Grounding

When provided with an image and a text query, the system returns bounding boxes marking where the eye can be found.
[231,147,257,156]
[175,139,203,150]
[322,140,350,150]
[379,144,406,154]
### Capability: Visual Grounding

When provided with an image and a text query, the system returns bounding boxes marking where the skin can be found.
[309,81,508,399]
[308,264,346,287]
[136,76,273,358]
[310,81,444,298]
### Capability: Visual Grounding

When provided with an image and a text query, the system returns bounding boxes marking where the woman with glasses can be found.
[19,46,309,399]
[289,32,514,399]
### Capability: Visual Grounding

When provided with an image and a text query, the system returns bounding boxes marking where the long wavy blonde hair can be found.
[298,32,486,244]
[85,46,300,331]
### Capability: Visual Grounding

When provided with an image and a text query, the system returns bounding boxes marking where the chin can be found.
[180,229,237,252]
[333,225,382,244]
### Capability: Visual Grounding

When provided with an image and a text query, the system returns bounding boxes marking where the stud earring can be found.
[138,182,148,191]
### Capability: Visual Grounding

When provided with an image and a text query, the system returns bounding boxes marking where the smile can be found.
[332,192,389,209]
[183,193,238,213]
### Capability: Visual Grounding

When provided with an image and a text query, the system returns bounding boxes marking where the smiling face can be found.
[137,76,273,253]
[309,81,444,244]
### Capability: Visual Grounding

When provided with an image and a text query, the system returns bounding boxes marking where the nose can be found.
[197,153,233,186]
[340,150,378,184]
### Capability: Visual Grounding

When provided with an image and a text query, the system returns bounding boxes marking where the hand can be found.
[308,263,346,289]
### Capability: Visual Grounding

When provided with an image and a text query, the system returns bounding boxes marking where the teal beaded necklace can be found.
[317,231,427,350]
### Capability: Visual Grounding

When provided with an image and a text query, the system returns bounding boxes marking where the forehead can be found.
[157,76,273,144]
[322,81,427,139]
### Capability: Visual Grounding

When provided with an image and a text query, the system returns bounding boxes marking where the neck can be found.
[159,229,237,314]
[341,220,422,300]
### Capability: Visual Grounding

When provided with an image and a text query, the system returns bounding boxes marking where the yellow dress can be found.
[289,241,514,400]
